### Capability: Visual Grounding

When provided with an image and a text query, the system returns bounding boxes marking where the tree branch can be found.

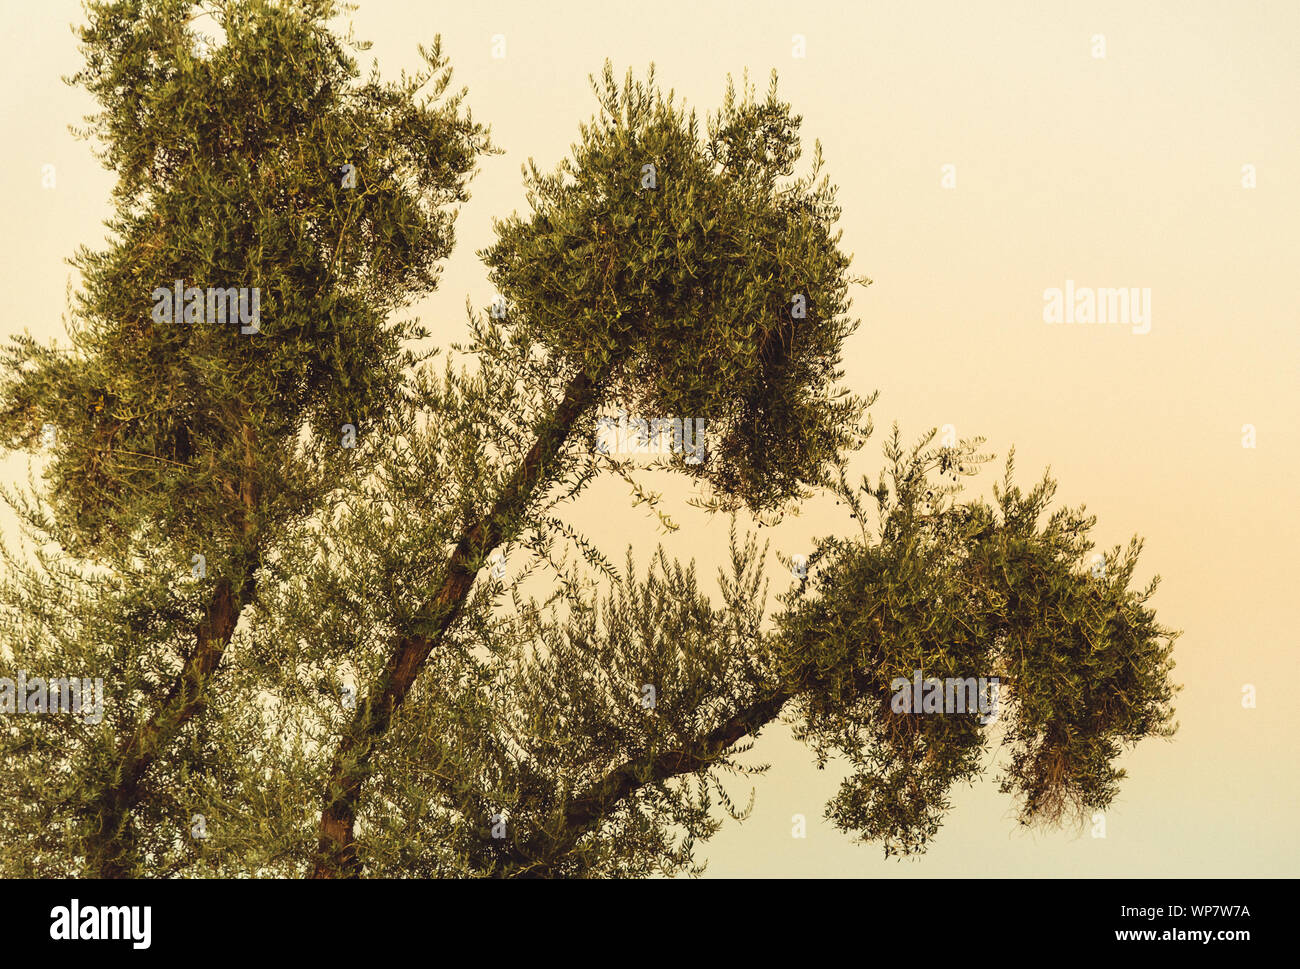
[85,423,262,877]
[504,685,794,876]
[86,571,256,877]
[311,365,606,877]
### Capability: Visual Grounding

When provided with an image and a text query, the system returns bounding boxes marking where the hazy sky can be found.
[1,0,1296,876]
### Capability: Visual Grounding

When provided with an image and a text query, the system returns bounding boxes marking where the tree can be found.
[0,0,1178,879]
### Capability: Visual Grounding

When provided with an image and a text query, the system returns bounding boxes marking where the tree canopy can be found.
[0,0,1177,878]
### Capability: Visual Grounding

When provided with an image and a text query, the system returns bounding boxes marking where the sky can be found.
[1,0,1296,876]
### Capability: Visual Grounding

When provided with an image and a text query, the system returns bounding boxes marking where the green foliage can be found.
[779,433,1179,855]
[0,0,491,557]
[0,0,491,876]
[0,1,1177,878]
[364,539,776,877]
[483,65,868,513]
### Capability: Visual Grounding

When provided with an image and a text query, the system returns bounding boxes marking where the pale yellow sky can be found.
[1,0,1296,875]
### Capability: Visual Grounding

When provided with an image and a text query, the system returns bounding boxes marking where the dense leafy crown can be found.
[0,0,490,558]
[483,66,866,512]
[0,0,1177,879]
[781,436,1177,855]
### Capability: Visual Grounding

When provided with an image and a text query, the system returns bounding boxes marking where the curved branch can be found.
[503,686,794,877]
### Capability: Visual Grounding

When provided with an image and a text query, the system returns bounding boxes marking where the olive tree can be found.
[0,0,1177,879]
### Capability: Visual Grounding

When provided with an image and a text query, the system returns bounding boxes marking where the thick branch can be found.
[505,686,794,876]
[85,423,262,877]
[86,569,256,877]
[311,366,605,878]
